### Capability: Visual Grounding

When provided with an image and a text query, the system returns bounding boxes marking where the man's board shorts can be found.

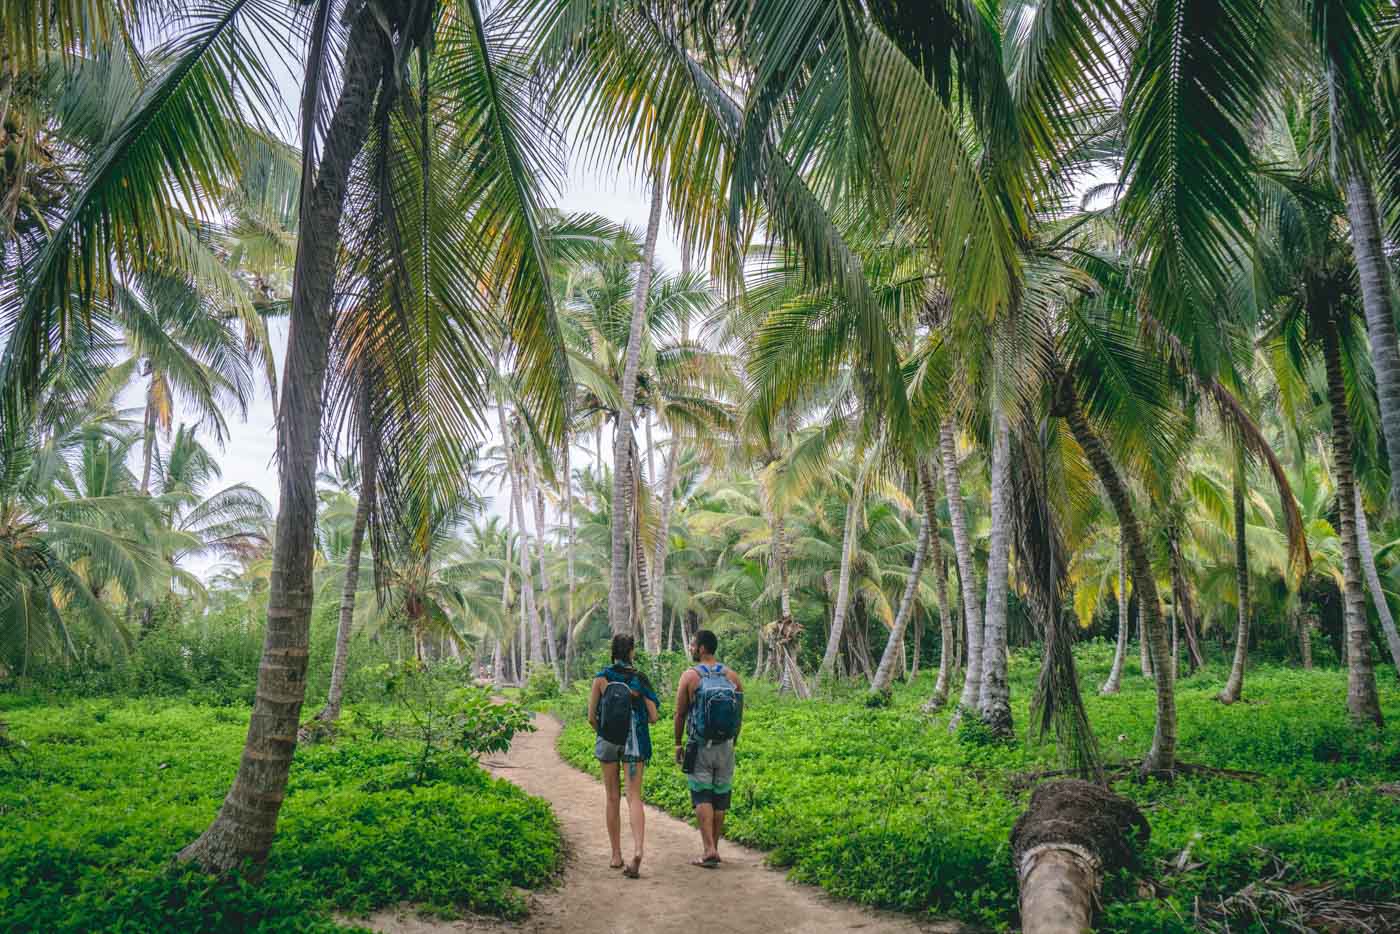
[684,739,735,810]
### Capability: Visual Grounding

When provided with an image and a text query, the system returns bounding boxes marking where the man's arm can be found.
[672,671,694,762]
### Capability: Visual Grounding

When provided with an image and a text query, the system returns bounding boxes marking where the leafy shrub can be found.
[520,664,560,704]
[0,700,560,932]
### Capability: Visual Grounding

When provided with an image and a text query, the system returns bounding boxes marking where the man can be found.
[673,628,743,868]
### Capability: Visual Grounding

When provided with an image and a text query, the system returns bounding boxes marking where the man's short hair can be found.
[694,629,718,654]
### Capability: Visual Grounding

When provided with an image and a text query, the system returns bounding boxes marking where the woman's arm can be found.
[644,696,659,724]
[587,677,604,730]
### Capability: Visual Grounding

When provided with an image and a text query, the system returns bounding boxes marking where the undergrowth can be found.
[0,697,561,933]
[546,645,1400,932]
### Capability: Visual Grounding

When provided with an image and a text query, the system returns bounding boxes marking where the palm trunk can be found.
[1323,324,1384,726]
[1169,527,1205,674]
[1299,611,1314,670]
[647,435,680,654]
[499,405,544,666]
[922,458,955,710]
[178,9,387,874]
[1101,536,1129,694]
[1219,456,1250,703]
[871,470,932,695]
[631,439,658,649]
[1354,494,1400,677]
[1344,167,1400,513]
[563,436,575,687]
[1063,387,1176,774]
[140,395,157,494]
[315,418,377,725]
[943,418,985,723]
[1011,781,1148,934]
[608,182,664,634]
[527,451,562,681]
[1137,590,1153,679]
[978,408,1013,735]
[815,445,871,687]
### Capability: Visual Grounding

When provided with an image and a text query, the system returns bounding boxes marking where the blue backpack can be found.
[689,663,741,742]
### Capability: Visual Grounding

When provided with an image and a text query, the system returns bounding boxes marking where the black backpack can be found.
[597,678,634,745]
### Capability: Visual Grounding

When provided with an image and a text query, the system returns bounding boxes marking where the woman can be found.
[587,634,659,878]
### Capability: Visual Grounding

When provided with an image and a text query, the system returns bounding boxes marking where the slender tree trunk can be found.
[563,436,575,686]
[1354,495,1400,677]
[1169,527,1205,674]
[1219,456,1251,703]
[1063,388,1176,774]
[871,474,932,695]
[1137,590,1153,679]
[140,395,157,494]
[527,451,562,681]
[922,458,955,710]
[815,444,871,687]
[609,182,664,634]
[1101,536,1129,694]
[178,10,387,874]
[499,406,544,666]
[1299,611,1314,670]
[979,408,1013,735]
[648,436,680,654]
[1344,167,1400,513]
[943,419,985,724]
[1324,325,1384,726]
[314,417,377,725]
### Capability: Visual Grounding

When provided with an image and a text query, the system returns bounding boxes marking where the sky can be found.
[178,147,683,578]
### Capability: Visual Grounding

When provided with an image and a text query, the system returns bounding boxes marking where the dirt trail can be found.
[357,713,966,934]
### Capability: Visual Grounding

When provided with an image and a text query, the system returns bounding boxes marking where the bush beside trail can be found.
[0,695,561,933]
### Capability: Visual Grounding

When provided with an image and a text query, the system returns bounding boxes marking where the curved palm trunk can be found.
[815,445,871,687]
[1323,325,1384,727]
[1344,168,1400,513]
[1063,390,1176,774]
[1354,495,1400,678]
[315,423,377,725]
[178,10,386,874]
[943,418,985,724]
[1219,457,1250,703]
[921,458,955,710]
[978,408,1013,735]
[1101,536,1129,694]
[870,469,932,696]
[608,183,664,634]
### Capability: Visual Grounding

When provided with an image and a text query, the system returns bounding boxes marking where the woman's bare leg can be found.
[601,761,623,867]
[624,761,646,874]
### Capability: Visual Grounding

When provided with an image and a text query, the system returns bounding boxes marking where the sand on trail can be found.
[355,713,969,934]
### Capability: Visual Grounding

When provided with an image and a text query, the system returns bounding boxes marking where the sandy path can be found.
[357,713,967,934]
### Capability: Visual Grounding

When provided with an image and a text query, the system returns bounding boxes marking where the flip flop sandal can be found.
[622,858,642,878]
[690,856,719,869]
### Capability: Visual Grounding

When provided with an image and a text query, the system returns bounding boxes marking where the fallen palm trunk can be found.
[1010,780,1149,934]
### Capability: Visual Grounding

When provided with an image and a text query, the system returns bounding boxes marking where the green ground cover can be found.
[549,645,1400,932]
[0,696,561,933]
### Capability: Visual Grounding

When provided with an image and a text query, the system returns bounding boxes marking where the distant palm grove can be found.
[3,0,1400,929]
